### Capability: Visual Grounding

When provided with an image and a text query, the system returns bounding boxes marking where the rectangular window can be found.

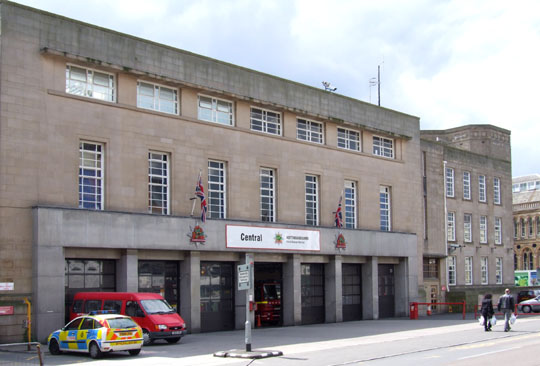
[493,177,501,204]
[494,217,502,244]
[198,95,234,125]
[448,256,456,286]
[529,217,534,237]
[423,258,439,279]
[521,218,526,238]
[479,175,486,202]
[495,257,503,284]
[208,160,226,219]
[66,64,115,102]
[137,81,178,115]
[260,168,276,222]
[480,216,488,243]
[537,217,540,236]
[463,171,471,200]
[380,186,391,231]
[514,219,518,238]
[251,107,281,135]
[305,175,319,226]
[372,136,394,158]
[79,141,104,210]
[447,212,456,241]
[465,257,473,285]
[297,118,323,144]
[344,180,357,229]
[481,257,488,284]
[464,214,472,243]
[148,152,169,215]
[445,167,454,197]
[337,128,361,151]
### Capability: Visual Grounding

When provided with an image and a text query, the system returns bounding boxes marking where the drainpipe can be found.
[443,160,450,293]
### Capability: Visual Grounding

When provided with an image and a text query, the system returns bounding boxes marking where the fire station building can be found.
[0,2,423,342]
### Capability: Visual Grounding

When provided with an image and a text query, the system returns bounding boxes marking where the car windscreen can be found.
[140,299,175,314]
[107,317,138,329]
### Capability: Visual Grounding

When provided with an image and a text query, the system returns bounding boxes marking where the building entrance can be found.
[378,264,395,318]
[342,263,362,321]
[254,262,282,327]
[301,263,325,325]
[138,260,179,312]
[200,262,234,332]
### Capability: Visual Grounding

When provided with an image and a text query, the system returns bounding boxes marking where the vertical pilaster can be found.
[325,255,343,323]
[362,256,379,320]
[283,254,301,325]
[180,251,200,333]
[117,249,138,292]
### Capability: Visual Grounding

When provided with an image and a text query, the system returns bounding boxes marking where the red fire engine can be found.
[255,281,281,326]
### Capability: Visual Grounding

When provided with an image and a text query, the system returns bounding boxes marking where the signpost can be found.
[238,254,253,352]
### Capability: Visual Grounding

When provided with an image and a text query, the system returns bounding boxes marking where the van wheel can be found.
[166,337,181,344]
[143,329,153,346]
[48,339,61,355]
[128,348,141,356]
[89,342,102,359]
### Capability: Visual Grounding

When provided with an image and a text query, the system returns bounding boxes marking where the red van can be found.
[70,292,186,345]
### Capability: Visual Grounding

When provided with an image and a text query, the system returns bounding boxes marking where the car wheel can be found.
[128,348,141,356]
[166,337,181,344]
[143,329,153,346]
[48,339,61,355]
[523,305,532,313]
[89,342,102,359]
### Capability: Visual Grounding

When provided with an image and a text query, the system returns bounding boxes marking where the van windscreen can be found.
[140,299,175,314]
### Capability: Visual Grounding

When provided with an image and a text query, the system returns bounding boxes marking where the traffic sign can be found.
[237,264,251,290]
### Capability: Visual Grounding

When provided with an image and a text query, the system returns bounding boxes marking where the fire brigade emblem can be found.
[274,232,283,244]
[335,233,346,249]
[188,225,206,244]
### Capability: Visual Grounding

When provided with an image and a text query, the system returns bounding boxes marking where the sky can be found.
[11,0,540,178]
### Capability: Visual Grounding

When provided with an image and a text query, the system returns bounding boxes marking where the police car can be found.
[47,311,143,359]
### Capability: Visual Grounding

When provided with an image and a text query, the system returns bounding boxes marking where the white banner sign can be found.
[226,225,320,251]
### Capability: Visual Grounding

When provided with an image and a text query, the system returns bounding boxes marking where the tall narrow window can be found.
[305,175,319,226]
[297,118,323,144]
[198,95,234,125]
[480,216,488,243]
[529,217,534,237]
[66,64,115,102]
[208,160,226,219]
[521,218,526,238]
[137,81,178,115]
[495,257,503,284]
[148,152,169,215]
[465,257,473,285]
[344,180,357,229]
[445,167,454,197]
[372,136,394,158]
[260,168,276,222]
[448,256,456,286]
[481,257,488,284]
[514,219,518,238]
[79,141,104,210]
[447,212,456,241]
[379,186,391,231]
[250,107,281,135]
[493,177,501,204]
[464,214,472,243]
[537,217,540,236]
[463,171,471,200]
[529,252,534,270]
[479,175,486,202]
[494,217,502,244]
[337,128,361,151]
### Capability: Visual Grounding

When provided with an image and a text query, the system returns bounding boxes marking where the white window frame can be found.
[137,81,178,115]
[79,141,104,210]
[446,167,455,198]
[493,177,501,205]
[464,213,472,243]
[208,160,226,219]
[494,217,502,244]
[198,94,234,125]
[495,257,503,284]
[463,171,471,200]
[479,175,486,202]
[148,151,170,215]
[305,175,319,226]
[372,136,394,158]
[481,257,488,285]
[344,180,357,229]
[297,118,324,144]
[337,127,361,151]
[448,256,456,286]
[480,216,488,243]
[66,64,115,102]
[380,186,391,231]
[465,256,473,285]
[250,107,281,135]
[447,212,456,242]
[260,168,276,222]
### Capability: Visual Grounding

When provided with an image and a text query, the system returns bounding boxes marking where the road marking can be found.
[457,345,522,360]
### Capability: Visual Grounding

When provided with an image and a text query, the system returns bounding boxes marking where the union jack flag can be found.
[195,172,207,223]
[335,195,343,228]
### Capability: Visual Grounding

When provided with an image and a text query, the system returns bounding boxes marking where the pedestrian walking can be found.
[497,288,515,332]
[480,294,494,331]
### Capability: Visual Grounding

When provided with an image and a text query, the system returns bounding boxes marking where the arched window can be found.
[514,253,518,270]
[530,252,534,270]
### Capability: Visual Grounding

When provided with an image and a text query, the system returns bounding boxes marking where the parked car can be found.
[517,289,540,303]
[70,292,186,345]
[518,295,540,313]
[47,311,143,359]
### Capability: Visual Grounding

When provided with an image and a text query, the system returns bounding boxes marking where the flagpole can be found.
[190,170,201,217]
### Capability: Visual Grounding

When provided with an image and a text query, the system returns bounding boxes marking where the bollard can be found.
[409,302,418,320]
[427,305,432,316]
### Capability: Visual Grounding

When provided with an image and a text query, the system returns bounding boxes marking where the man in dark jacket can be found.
[497,288,515,332]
